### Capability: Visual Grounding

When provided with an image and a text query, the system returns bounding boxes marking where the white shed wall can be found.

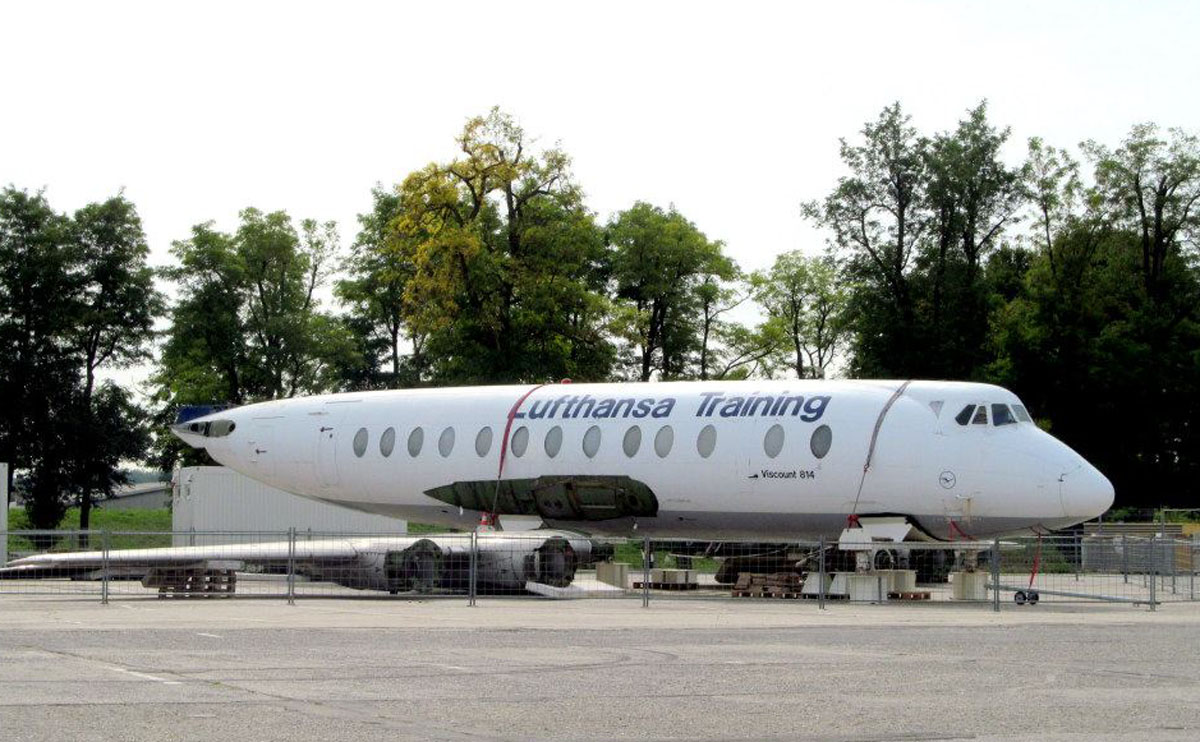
[172,466,406,545]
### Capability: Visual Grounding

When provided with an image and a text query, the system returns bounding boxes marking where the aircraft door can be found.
[246,426,275,477]
[317,423,339,487]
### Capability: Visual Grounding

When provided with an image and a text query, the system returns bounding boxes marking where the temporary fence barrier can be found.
[2,530,1195,611]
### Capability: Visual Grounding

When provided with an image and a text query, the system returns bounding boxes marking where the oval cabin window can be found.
[407,427,424,457]
[475,427,493,457]
[379,427,396,457]
[763,424,785,458]
[622,426,642,458]
[544,426,563,458]
[654,425,674,458]
[696,424,717,458]
[353,427,368,458]
[810,424,832,459]
[511,426,529,457]
[582,425,601,458]
[438,427,455,457]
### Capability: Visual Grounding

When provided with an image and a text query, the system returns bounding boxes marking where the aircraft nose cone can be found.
[1062,462,1115,521]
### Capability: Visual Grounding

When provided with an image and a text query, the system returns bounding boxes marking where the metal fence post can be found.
[642,536,650,608]
[101,530,110,605]
[1187,540,1196,602]
[468,530,478,607]
[817,536,826,610]
[1122,534,1128,584]
[1148,533,1157,612]
[287,527,296,606]
[991,539,1001,613]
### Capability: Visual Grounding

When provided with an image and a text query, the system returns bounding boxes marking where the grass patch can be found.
[5,508,174,554]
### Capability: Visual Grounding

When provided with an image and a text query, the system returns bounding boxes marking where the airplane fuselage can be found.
[175,380,1114,540]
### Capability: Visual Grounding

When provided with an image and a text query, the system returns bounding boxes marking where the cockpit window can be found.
[971,406,988,425]
[955,405,976,426]
[992,404,1016,426]
[1013,404,1033,423]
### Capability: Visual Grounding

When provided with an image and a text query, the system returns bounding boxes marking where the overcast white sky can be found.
[2,1,1197,387]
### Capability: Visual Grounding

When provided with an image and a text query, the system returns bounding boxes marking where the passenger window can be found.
[955,405,975,426]
[810,424,832,459]
[407,427,423,457]
[544,426,563,457]
[622,425,642,457]
[763,424,785,459]
[438,427,455,457]
[583,425,601,458]
[353,427,368,457]
[379,427,396,457]
[971,406,988,425]
[475,427,493,457]
[992,404,1016,426]
[696,424,717,458]
[511,426,529,457]
[1013,405,1033,423]
[654,425,674,458]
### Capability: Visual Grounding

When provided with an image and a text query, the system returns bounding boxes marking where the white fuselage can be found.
[174,379,1114,540]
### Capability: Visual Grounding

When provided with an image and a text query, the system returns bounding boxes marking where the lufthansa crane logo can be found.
[939,471,957,489]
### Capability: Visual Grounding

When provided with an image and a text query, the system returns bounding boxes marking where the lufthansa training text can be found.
[514,393,830,422]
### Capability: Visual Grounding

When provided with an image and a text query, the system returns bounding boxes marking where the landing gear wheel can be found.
[1014,590,1028,605]
[1027,590,1039,605]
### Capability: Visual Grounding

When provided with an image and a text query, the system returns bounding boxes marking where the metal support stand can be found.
[991,539,1001,613]
[468,530,478,607]
[286,527,296,606]
[642,536,650,608]
[101,530,110,606]
[817,536,826,610]
[1148,533,1157,612]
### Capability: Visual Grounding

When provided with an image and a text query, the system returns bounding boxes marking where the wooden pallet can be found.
[888,591,932,601]
[632,581,699,591]
[732,590,801,599]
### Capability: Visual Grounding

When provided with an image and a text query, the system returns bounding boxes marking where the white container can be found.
[172,466,406,545]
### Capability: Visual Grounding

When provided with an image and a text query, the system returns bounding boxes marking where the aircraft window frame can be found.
[379,427,396,457]
[763,424,785,459]
[971,406,988,425]
[810,424,832,459]
[353,427,369,458]
[582,425,601,458]
[991,404,1016,426]
[407,427,424,457]
[654,425,674,458]
[438,427,455,457]
[622,425,642,458]
[696,424,717,458]
[1013,404,1033,423]
[475,426,493,457]
[544,425,563,458]
[511,426,529,458]
[955,405,976,426]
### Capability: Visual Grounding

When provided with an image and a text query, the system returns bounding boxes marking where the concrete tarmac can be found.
[1,596,1199,741]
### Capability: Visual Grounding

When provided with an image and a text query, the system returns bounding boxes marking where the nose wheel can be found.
[1013,589,1040,605]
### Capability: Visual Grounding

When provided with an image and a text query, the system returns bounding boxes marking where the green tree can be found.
[386,108,614,383]
[69,196,163,530]
[0,188,158,529]
[753,252,848,379]
[803,102,928,376]
[154,208,354,468]
[608,202,736,380]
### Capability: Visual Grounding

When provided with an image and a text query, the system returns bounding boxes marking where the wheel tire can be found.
[1027,590,1040,605]
[1014,590,1028,605]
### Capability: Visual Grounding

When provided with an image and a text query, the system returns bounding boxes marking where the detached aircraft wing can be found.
[0,531,600,594]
